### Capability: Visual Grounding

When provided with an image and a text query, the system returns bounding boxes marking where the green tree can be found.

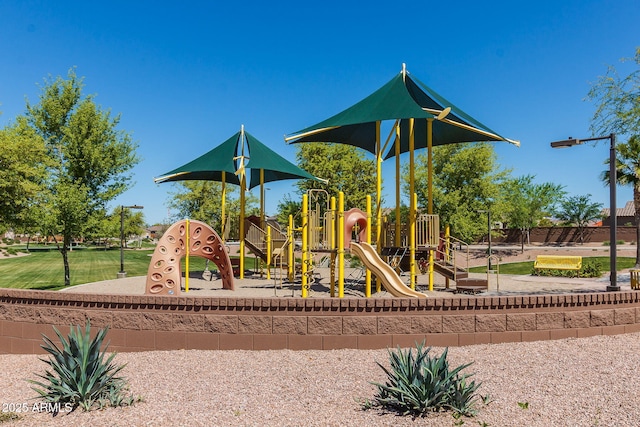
[499,175,565,251]
[587,48,640,137]
[588,48,640,267]
[554,194,603,244]
[275,193,302,226]
[0,117,49,228]
[24,69,139,285]
[167,180,258,240]
[295,143,377,210]
[408,142,509,243]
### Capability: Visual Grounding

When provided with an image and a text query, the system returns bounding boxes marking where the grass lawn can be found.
[0,248,258,291]
[469,256,637,275]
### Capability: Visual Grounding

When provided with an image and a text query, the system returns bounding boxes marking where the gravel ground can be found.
[2,333,640,426]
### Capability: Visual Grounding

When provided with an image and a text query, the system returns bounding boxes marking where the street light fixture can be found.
[118,205,144,279]
[550,133,618,291]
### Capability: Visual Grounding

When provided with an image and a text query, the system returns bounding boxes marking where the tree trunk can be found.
[50,233,70,286]
[62,246,70,286]
[579,226,584,245]
[61,233,71,286]
[520,229,525,253]
[634,186,640,268]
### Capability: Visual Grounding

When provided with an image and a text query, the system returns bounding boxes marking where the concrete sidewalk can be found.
[61,266,635,298]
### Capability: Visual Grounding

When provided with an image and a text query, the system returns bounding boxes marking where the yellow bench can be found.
[534,255,582,272]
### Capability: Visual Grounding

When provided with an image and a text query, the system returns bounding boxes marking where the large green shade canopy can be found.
[154,128,319,189]
[285,68,519,156]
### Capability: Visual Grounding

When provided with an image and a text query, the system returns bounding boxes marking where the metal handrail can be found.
[487,254,500,292]
[273,234,291,293]
[434,235,470,281]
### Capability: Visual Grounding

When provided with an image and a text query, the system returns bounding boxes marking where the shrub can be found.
[29,321,137,412]
[531,259,602,278]
[347,254,363,268]
[367,343,481,417]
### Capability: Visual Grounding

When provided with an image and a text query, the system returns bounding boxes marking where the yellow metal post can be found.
[338,191,345,298]
[221,172,226,242]
[376,121,382,253]
[395,122,401,246]
[330,196,336,297]
[365,194,372,297]
[288,214,294,282]
[410,193,417,289]
[239,174,245,279]
[266,225,271,280]
[409,119,416,289]
[301,193,308,298]
[427,118,434,290]
[185,219,190,293]
[427,119,433,215]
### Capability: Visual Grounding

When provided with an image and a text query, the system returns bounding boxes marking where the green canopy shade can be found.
[385,74,518,158]
[284,68,519,155]
[154,132,241,185]
[244,131,319,189]
[285,72,433,154]
[154,128,320,189]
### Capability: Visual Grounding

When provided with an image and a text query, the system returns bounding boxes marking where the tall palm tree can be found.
[603,136,640,267]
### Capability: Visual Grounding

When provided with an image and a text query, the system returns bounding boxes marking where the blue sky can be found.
[1,0,638,226]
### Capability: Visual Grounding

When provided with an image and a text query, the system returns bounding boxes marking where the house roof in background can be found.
[602,201,635,217]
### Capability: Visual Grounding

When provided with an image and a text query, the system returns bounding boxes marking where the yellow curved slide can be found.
[350,242,428,298]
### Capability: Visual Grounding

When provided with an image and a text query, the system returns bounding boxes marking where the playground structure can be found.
[144,187,486,298]
[150,66,516,298]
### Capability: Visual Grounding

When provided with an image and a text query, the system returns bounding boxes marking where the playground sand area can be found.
[64,243,639,297]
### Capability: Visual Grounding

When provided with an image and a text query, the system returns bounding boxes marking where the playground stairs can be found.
[433,259,488,294]
[244,220,288,264]
[454,278,489,294]
[433,258,468,281]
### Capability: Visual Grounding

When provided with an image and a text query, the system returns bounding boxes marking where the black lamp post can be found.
[478,209,492,269]
[550,133,618,291]
[118,205,144,279]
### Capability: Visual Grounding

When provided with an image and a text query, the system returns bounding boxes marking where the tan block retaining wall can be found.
[2,289,640,354]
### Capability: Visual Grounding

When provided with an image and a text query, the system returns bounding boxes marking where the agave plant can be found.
[370,342,481,417]
[29,320,131,411]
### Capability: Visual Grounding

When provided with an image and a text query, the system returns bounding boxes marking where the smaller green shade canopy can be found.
[154,132,241,185]
[244,131,319,189]
[154,128,320,189]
